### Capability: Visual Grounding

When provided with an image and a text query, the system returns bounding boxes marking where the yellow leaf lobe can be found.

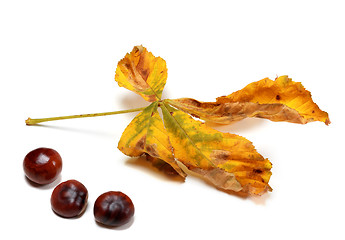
[115,46,168,102]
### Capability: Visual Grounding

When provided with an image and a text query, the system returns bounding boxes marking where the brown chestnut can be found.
[23,147,62,185]
[51,180,88,218]
[94,191,135,227]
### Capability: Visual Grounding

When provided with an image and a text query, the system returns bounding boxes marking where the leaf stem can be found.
[25,107,147,125]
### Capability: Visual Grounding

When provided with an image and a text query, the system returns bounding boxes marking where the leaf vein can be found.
[161,102,215,168]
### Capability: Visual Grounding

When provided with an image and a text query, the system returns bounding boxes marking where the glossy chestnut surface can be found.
[94,191,135,227]
[51,180,88,218]
[23,147,62,185]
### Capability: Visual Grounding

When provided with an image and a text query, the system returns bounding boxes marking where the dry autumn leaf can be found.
[115,47,330,195]
[167,76,330,125]
[26,45,330,196]
[114,46,273,195]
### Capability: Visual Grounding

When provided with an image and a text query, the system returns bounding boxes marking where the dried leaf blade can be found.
[115,46,168,102]
[118,102,186,177]
[167,75,330,125]
[160,102,272,195]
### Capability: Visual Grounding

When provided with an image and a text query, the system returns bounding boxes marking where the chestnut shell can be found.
[23,147,62,185]
[51,180,88,218]
[94,191,135,227]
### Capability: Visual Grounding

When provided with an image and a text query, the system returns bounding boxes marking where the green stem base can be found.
[25,107,146,125]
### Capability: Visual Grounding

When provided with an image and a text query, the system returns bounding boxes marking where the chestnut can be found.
[51,180,88,218]
[94,191,135,227]
[23,147,62,185]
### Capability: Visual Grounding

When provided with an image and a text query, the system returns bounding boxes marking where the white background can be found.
[1,0,344,239]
